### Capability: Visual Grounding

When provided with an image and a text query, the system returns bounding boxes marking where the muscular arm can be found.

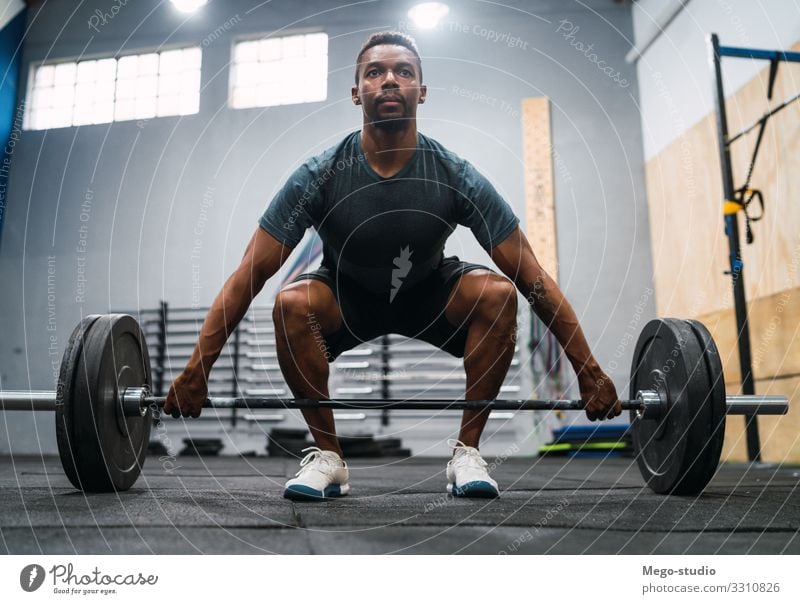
[165,227,292,417]
[490,226,620,419]
[490,227,598,376]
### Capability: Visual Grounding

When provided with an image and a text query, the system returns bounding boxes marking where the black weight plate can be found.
[685,319,727,490]
[55,314,102,490]
[62,314,152,492]
[629,318,718,495]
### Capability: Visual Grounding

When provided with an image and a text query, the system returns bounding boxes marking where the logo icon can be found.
[389,246,413,302]
[20,564,45,592]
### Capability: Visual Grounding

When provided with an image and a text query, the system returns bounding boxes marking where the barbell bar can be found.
[0,388,788,416]
[0,313,791,496]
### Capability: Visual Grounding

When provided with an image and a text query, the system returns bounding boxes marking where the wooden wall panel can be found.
[697,286,800,462]
[522,98,558,281]
[721,376,800,463]
[698,287,800,384]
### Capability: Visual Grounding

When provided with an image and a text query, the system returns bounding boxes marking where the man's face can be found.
[352,44,426,129]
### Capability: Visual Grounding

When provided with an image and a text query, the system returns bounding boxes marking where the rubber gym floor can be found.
[1,455,798,554]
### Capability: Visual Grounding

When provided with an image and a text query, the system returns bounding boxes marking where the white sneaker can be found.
[446,439,500,498]
[283,447,350,501]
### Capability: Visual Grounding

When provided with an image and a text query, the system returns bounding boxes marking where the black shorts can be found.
[290,256,495,360]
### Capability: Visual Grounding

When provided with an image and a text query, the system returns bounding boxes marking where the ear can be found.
[351,85,361,105]
[418,84,427,104]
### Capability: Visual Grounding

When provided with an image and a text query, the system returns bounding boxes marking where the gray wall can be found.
[0,0,652,452]
[633,0,800,160]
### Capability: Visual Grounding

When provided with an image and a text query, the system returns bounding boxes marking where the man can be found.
[165,31,620,501]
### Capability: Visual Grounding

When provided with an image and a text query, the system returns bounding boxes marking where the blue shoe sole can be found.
[449,480,499,498]
[283,483,347,501]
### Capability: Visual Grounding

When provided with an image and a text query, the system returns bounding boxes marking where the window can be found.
[25,46,202,130]
[230,32,327,109]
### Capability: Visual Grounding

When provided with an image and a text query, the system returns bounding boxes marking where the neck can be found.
[360,121,418,169]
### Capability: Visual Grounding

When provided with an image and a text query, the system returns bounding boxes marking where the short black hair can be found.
[354,31,422,84]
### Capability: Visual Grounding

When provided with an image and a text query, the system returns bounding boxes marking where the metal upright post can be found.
[709,34,760,461]
[380,334,390,427]
[154,301,169,396]
[231,324,242,428]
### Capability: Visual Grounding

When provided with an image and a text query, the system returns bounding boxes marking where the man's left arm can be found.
[490,226,621,421]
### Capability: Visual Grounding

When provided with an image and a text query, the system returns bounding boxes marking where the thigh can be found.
[288,268,389,359]
[444,268,516,328]
[281,271,343,336]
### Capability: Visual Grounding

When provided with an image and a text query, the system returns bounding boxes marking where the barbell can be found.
[0,313,789,496]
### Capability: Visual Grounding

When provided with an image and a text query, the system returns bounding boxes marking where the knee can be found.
[476,276,518,328]
[272,287,314,336]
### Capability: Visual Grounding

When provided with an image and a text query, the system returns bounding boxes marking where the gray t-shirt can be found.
[259,131,519,294]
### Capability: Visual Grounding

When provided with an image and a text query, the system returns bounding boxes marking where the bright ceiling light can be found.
[170,0,209,14]
[407,2,450,30]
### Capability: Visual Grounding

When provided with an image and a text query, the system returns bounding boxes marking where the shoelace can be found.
[447,439,489,470]
[295,446,332,477]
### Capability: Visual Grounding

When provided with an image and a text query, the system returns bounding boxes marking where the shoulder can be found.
[298,131,360,178]
[418,132,468,177]
[418,133,490,188]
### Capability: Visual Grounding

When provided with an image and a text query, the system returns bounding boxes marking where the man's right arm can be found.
[163,227,293,418]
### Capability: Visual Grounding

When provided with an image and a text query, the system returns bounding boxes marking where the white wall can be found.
[634,0,800,160]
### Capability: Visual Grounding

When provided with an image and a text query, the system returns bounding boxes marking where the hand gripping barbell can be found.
[0,314,788,495]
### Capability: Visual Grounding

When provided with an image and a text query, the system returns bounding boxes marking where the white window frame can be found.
[24,45,203,131]
[229,31,328,109]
